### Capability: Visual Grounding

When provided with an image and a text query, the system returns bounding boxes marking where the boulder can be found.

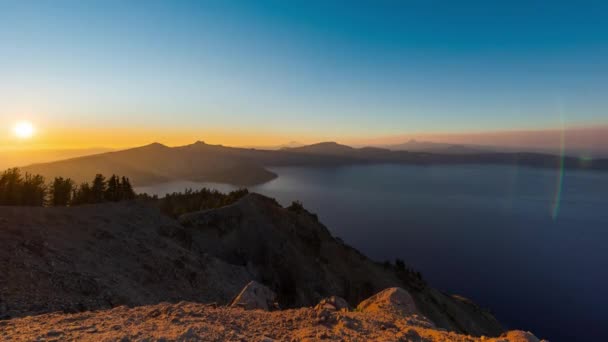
[357,288,420,317]
[493,330,542,342]
[230,281,277,311]
[314,296,351,312]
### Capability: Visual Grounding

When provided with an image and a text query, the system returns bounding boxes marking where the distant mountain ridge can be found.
[20,140,608,186]
[383,139,608,158]
[0,147,115,171]
[21,141,277,186]
[282,141,358,155]
[383,139,490,154]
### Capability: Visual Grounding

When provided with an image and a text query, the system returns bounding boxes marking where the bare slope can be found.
[0,201,251,318]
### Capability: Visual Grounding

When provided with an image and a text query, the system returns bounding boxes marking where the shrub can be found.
[287,200,305,212]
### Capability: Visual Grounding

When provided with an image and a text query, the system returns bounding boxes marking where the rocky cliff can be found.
[1,193,510,338]
[179,194,503,336]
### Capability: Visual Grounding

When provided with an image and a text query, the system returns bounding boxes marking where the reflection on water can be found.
[137,164,608,341]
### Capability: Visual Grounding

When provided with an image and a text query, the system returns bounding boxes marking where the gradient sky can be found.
[1,0,607,148]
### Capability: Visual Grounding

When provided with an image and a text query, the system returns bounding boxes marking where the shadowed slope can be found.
[180,193,504,336]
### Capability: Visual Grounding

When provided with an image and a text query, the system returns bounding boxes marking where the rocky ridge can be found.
[0,193,534,340]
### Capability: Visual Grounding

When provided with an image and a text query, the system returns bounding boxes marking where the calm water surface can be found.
[137,164,608,341]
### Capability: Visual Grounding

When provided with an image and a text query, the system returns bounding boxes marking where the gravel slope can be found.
[0,301,541,342]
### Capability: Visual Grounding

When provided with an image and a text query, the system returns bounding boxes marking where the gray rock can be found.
[230,281,277,311]
[498,330,543,342]
[357,288,420,317]
[314,296,351,311]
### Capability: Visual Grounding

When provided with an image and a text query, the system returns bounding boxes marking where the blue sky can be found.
[1,0,607,146]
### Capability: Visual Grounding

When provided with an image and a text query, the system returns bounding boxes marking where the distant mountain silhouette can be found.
[277,141,305,149]
[385,139,608,158]
[283,142,357,155]
[0,147,115,170]
[385,140,490,154]
[243,141,304,150]
[20,141,608,186]
[22,141,276,186]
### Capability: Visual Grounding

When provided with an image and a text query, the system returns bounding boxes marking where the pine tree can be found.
[120,176,136,200]
[91,174,107,203]
[105,175,120,202]
[21,173,46,206]
[0,168,23,205]
[50,177,74,206]
[72,182,93,205]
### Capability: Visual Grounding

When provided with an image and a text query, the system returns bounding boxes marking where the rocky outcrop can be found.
[179,193,399,308]
[500,330,542,342]
[314,296,351,312]
[357,287,421,317]
[180,193,504,337]
[230,281,277,311]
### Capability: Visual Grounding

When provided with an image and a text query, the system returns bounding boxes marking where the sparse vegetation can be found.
[1,168,316,224]
[286,200,319,221]
[146,188,250,218]
[376,258,426,290]
[287,200,305,212]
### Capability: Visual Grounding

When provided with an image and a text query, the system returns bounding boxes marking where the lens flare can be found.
[551,112,566,220]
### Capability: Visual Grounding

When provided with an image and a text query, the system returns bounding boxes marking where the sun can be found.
[13,121,35,139]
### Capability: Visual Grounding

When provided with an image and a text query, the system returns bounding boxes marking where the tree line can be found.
[0,168,135,207]
[138,187,250,218]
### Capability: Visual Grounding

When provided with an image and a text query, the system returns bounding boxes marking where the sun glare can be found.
[13,121,35,139]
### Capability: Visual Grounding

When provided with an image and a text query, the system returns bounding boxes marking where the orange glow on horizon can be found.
[2,124,607,153]
[0,126,326,151]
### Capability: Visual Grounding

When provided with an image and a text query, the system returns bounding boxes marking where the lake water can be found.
[137,164,608,341]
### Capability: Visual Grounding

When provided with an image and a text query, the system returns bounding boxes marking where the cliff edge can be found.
[0,193,528,339]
